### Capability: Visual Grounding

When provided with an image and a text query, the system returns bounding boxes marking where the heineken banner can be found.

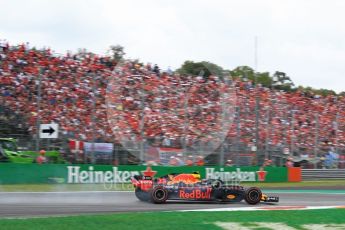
[0,163,288,184]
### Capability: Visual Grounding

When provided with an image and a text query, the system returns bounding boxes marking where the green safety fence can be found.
[0,163,288,184]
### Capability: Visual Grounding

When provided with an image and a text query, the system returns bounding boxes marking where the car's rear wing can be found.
[131,175,154,191]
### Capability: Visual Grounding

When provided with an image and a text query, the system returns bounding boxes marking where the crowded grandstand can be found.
[0,40,344,168]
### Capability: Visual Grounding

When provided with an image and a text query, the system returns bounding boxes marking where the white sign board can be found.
[40,124,59,139]
[84,142,113,154]
[283,147,290,155]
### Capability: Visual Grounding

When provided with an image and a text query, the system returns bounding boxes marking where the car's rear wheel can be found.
[135,188,150,202]
[151,186,168,204]
[244,187,262,205]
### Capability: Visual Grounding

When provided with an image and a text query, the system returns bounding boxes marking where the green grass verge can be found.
[1,180,345,192]
[1,209,345,230]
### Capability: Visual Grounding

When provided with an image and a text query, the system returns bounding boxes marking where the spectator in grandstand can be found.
[174,153,185,166]
[285,158,293,168]
[320,155,326,169]
[263,158,273,167]
[195,156,205,166]
[225,159,234,167]
[36,150,47,164]
[185,155,194,166]
[0,39,8,52]
[113,159,119,166]
[324,148,339,168]
[169,156,178,166]
[153,64,160,75]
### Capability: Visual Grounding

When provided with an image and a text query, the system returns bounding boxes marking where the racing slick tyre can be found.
[244,187,262,205]
[150,186,168,204]
[135,188,150,202]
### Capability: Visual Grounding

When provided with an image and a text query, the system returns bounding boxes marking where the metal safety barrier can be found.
[302,169,345,180]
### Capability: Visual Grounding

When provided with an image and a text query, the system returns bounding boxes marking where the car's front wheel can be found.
[244,187,262,205]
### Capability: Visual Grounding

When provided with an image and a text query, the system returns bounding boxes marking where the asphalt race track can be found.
[1,191,345,217]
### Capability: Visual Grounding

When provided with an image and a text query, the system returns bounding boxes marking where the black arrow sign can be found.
[42,126,55,135]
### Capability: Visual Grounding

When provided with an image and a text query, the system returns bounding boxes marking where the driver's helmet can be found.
[213,180,222,188]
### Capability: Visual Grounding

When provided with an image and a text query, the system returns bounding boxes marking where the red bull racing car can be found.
[131,169,279,205]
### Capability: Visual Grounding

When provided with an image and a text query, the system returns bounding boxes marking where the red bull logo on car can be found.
[179,188,212,199]
[167,173,201,185]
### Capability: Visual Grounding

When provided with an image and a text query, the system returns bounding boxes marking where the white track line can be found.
[263,191,345,195]
[179,205,345,212]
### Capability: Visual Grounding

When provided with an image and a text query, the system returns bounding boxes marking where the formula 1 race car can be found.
[131,170,279,205]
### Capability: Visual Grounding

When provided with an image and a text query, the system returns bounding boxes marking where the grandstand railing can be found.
[302,169,345,180]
